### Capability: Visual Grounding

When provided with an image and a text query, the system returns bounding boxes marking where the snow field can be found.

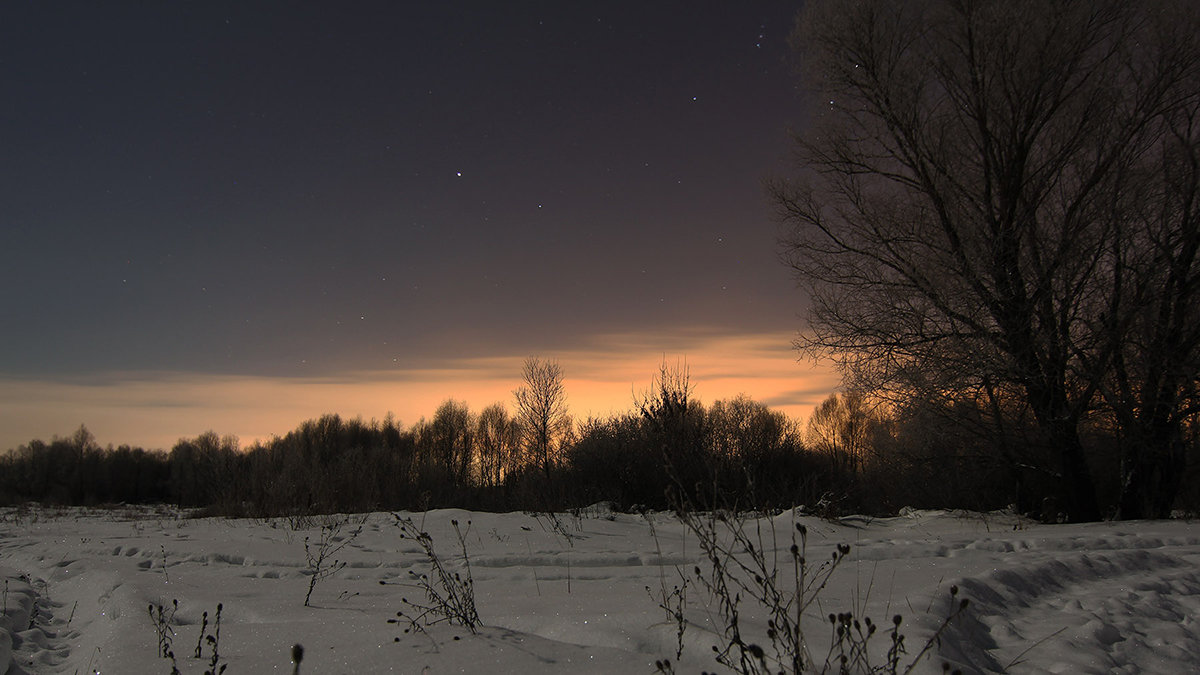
[0,506,1196,673]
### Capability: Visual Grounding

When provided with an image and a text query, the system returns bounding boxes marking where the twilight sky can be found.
[1,1,836,451]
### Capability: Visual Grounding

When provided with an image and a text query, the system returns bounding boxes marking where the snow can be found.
[0,506,1198,674]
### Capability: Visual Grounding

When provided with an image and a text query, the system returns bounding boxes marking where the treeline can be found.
[0,388,827,516]
[808,390,1199,521]
[2,366,1197,518]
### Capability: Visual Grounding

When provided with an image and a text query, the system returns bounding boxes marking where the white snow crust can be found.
[0,506,1197,674]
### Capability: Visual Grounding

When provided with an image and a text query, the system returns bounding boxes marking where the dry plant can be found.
[148,599,180,675]
[201,602,226,675]
[291,643,304,674]
[385,515,480,635]
[148,598,227,675]
[671,498,970,674]
[302,516,363,607]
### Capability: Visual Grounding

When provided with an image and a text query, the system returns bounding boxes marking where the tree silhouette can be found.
[514,357,570,481]
[774,0,1200,520]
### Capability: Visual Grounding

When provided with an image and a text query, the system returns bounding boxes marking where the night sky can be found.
[1,1,835,451]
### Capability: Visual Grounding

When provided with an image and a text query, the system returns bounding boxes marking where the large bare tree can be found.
[1104,56,1200,518]
[774,0,1199,520]
[514,357,570,480]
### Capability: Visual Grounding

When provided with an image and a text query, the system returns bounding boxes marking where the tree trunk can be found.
[1051,421,1102,523]
[1118,426,1187,519]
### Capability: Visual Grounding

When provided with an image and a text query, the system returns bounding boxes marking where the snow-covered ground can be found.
[0,505,1197,674]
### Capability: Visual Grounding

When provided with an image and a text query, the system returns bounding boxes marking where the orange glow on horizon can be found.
[0,332,840,452]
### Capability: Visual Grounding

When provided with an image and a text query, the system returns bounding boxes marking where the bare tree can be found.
[1103,52,1200,518]
[774,0,1199,520]
[514,357,570,480]
[805,392,877,475]
[636,359,694,429]
[475,403,522,487]
[428,399,475,488]
[707,394,796,464]
[637,359,712,504]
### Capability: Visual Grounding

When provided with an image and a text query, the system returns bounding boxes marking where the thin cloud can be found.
[0,330,838,452]
[762,388,840,410]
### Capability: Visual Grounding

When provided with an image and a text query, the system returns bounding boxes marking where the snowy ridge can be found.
[0,566,79,674]
[938,550,1200,674]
